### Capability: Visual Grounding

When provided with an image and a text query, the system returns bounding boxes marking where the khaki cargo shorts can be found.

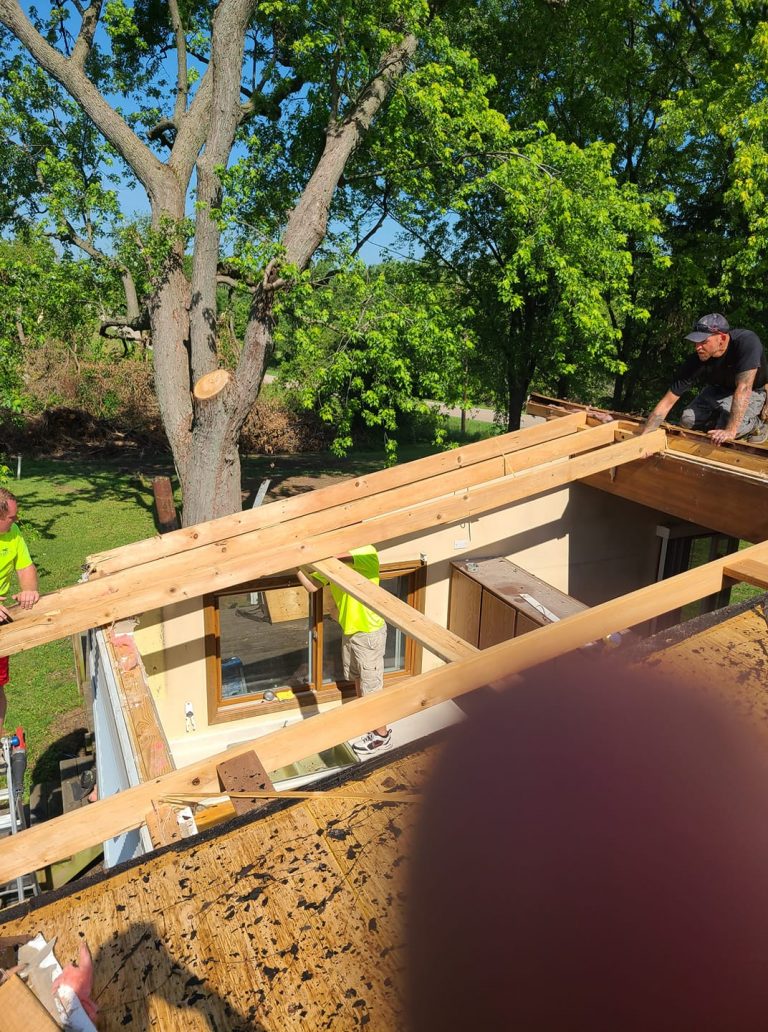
[342,624,387,695]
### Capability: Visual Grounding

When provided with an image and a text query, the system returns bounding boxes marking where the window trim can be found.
[205,561,425,725]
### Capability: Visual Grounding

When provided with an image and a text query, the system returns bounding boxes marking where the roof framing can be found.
[2,406,767,881]
[2,533,768,885]
[307,558,478,664]
[528,393,768,541]
[0,422,663,658]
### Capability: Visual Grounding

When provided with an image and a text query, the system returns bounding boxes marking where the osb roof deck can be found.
[0,745,435,1031]
[628,594,768,737]
[2,597,768,1029]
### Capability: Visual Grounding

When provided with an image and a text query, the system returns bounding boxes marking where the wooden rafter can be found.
[308,557,478,663]
[88,411,592,577]
[0,426,665,658]
[525,395,768,541]
[1,530,767,886]
[723,557,768,589]
[584,455,768,543]
[527,391,768,464]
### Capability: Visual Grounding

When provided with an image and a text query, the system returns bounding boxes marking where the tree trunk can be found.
[0,1,420,527]
[506,382,526,431]
[180,420,243,525]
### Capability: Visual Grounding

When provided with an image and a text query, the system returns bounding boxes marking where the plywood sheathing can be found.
[0,748,434,1031]
[4,533,768,887]
[628,594,768,737]
[217,750,275,817]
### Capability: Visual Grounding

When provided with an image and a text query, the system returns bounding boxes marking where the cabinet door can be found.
[478,590,517,649]
[448,570,482,647]
[515,612,541,636]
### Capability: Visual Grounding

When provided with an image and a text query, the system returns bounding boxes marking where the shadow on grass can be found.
[14,457,163,543]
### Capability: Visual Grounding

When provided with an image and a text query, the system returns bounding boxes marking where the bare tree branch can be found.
[71,0,102,70]
[168,0,189,126]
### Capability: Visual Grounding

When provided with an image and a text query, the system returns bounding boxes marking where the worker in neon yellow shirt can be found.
[298,546,391,756]
[0,489,40,733]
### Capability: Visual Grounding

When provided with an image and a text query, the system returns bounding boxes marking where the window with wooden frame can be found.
[204,561,426,724]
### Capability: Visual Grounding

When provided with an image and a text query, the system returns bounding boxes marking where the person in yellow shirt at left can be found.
[0,488,39,733]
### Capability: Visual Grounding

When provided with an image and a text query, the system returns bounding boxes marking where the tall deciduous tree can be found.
[448,0,768,413]
[0,0,491,523]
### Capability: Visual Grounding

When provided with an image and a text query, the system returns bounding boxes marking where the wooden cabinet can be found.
[448,558,586,650]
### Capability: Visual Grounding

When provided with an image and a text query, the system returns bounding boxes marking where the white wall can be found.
[135,482,675,766]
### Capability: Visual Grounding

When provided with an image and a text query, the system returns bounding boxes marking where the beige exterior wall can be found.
[133,483,675,766]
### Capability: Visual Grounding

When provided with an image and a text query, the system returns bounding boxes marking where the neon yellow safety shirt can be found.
[0,525,33,598]
[314,545,386,636]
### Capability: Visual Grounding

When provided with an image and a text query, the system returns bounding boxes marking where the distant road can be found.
[434,401,541,429]
[264,374,540,429]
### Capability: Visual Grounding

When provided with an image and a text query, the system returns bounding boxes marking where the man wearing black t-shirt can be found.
[641,313,768,444]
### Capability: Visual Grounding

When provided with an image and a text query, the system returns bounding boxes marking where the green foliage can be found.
[385,116,669,424]
[0,235,122,409]
[117,215,194,290]
[275,258,470,461]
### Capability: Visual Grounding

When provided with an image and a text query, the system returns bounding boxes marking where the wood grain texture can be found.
[88,412,590,575]
[584,455,768,542]
[309,557,478,662]
[631,601,768,738]
[2,523,764,888]
[0,750,435,1031]
[0,426,663,660]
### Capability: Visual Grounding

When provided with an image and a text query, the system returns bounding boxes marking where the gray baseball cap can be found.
[685,313,730,343]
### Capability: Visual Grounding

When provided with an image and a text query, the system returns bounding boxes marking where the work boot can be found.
[747,420,768,445]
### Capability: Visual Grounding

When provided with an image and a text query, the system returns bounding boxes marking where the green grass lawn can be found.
[5,448,404,788]
[8,458,159,787]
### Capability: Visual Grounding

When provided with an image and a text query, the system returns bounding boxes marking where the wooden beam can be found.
[723,558,768,589]
[526,392,640,424]
[0,525,763,887]
[0,428,665,659]
[87,412,590,577]
[308,558,478,663]
[666,437,768,476]
[527,390,768,463]
[583,453,768,543]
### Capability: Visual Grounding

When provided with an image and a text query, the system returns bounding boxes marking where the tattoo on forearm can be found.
[644,413,664,432]
[729,373,755,431]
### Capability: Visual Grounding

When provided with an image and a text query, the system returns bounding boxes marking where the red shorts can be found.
[0,656,8,686]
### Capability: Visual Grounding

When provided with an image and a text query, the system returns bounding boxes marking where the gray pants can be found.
[681,386,766,437]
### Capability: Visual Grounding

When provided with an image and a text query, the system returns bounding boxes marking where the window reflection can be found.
[212,564,422,710]
[219,589,311,699]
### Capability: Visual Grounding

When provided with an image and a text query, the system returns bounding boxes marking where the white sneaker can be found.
[352,730,392,756]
